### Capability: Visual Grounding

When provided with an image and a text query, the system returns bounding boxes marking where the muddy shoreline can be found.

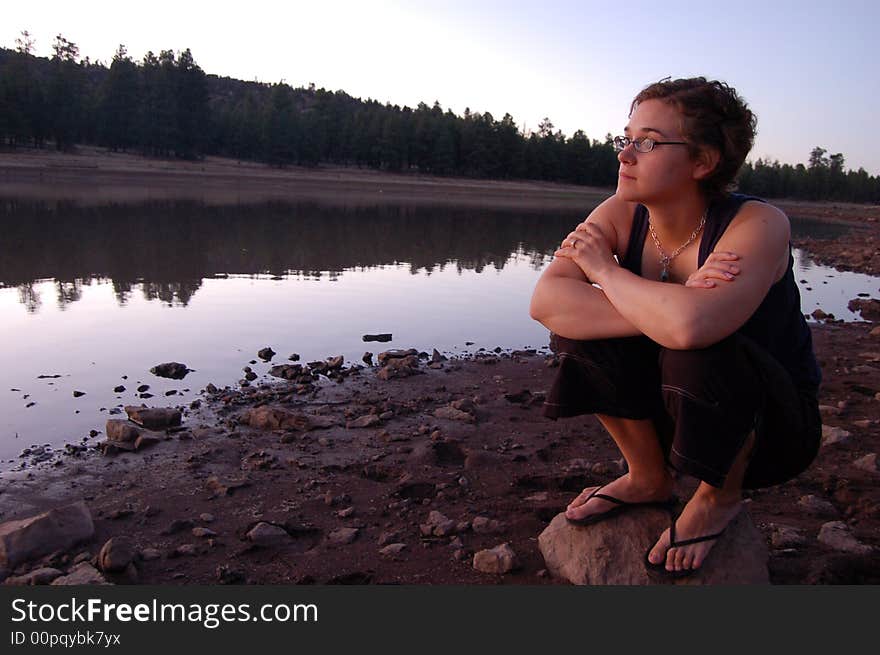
[0,149,878,585]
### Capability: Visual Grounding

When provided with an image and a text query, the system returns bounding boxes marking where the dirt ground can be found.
[0,150,878,585]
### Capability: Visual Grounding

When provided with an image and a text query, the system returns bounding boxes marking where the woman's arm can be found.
[529,196,643,340]
[588,202,790,350]
[529,257,643,340]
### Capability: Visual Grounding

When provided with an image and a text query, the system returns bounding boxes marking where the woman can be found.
[529,77,821,579]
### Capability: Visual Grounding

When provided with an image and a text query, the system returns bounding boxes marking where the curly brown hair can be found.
[631,77,757,197]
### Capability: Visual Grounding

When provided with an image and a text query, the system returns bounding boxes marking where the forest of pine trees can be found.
[1,34,878,201]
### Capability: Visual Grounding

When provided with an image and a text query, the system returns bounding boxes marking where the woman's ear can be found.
[692,146,721,181]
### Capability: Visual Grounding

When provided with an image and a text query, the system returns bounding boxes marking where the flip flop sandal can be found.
[565,485,678,527]
[644,512,726,580]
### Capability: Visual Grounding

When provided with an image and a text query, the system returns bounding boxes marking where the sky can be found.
[4,0,878,174]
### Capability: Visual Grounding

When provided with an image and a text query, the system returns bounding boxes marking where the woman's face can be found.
[616,98,702,203]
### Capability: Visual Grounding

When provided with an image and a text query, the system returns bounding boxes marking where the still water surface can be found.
[0,199,876,464]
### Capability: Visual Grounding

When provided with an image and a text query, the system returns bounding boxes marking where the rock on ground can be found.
[150,362,190,379]
[0,501,94,577]
[124,406,181,430]
[2,567,63,586]
[98,537,135,573]
[817,521,874,555]
[473,543,519,574]
[538,507,769,585]
[246,523,289,546]
[51,562,110,585]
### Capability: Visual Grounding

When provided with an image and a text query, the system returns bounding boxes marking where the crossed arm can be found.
[529,200,790,350]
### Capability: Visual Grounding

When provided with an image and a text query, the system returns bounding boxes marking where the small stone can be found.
[379,543,407,556]
[433,406,475,423]
[192,527,218,538]
[472,516,504,534]
[173,544,197,557]
[771,525,807,549]
[821,425,852,446]
[199,513,215,523]
[105,419,141,443]
[328,527,359,545]
[3,567,64,586]
[853,453,878,473]
[798,495,837,516]
[337,506,356,518]
[347,414,381,429]
[150,362,190,379]
[258,347,276,361]
[140,548,161,561]
[161,518,195,535]
[98,537,135,573]
[114,385,126,393]
[473,542,520,574]
[246,522,288,546]
[72,390,86,398]
[817,521,874,555]
[377,530,402,547]
[216,565,245,584]
[51,563,109,585]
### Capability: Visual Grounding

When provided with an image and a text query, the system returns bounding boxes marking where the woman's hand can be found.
[685,251,741,288]
[554,221,616,283]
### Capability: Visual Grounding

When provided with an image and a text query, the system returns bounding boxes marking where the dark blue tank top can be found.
[621,193,822,392]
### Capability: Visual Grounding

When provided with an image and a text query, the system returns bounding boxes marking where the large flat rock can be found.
[538,506,769,585]
[0,501,94,577]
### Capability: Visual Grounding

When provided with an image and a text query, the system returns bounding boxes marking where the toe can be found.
[648,529,670,565]
[681,550,695,571]
[567,486,599,510]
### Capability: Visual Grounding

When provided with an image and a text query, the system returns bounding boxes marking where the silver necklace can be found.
[647,209,708,282]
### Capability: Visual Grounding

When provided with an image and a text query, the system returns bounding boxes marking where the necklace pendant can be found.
[660,268,669,282]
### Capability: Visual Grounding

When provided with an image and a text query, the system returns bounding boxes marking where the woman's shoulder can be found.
[726,193,791,240]
[586,194,639,256]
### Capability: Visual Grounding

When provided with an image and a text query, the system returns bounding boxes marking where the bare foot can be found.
[647,488,743,573]
[565,472,673,522]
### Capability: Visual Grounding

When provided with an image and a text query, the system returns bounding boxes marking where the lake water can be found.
[1,198,877,465]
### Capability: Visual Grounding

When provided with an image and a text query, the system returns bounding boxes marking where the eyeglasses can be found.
[612,135,688,153]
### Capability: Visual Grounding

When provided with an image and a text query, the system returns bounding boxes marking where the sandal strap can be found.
[671,529,726,548]
[589,492,626,506]
[669,514,726,548]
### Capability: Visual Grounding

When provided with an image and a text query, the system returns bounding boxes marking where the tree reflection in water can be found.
[0,198,584,313]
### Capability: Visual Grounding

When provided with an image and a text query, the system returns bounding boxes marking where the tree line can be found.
[1,33,878,201]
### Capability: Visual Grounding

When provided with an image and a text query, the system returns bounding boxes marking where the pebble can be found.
[473,542,519,574]
[379,543,407,556]
[798,495,838,516]
[770,525,808,549]
[821,425,851,446]
[246,522,289,545]
[328,527,359,545]
[140,548,161,561]
[471,516,504,534]
[192,527,218,538]
[853,453,878,473]
[817,521,874,555]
